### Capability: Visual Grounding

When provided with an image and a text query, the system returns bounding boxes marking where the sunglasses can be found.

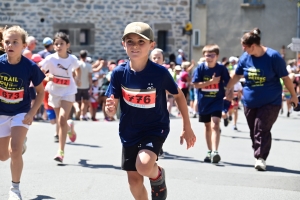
[204,54,216,58]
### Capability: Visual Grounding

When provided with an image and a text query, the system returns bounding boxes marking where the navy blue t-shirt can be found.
[105,60,178,147]
[0,54,45,116]
[236,48,288,108]
[192,62,230,115]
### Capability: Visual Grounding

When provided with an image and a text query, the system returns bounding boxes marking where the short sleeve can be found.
[88,64,93,73]
[72,59,79,70]
[41,56,50,71]
[235,54,246,75]
[162,69,178,95]
[31,64,46,87]
[221,66,230,86]
[272,53,288,78]
[105,70,122,98]
[192,64,203,83]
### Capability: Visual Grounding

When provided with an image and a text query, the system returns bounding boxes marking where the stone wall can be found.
[0,0,191,60]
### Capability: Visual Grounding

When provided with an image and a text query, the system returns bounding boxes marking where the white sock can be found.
[12,182,19,189]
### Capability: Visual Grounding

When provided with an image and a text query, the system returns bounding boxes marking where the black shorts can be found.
[29,87,36,100]
[75,88,89,101]
[199,111,222,123]
[121,135,165,171]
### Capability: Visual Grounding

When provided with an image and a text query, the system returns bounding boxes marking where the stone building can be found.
[0,0,191,60]
[191,0,298,62]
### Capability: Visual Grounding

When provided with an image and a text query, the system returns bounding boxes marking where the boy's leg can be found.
[211,116,221,151]
[127,171,148,200]
[10,126,28,183]
[210,112,222,163]
[0,136,10,161]
[200,114,212,162]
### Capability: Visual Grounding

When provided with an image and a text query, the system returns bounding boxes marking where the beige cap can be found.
[122,22,154,41]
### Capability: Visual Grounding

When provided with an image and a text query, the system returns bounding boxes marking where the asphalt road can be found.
[1,107,300,200]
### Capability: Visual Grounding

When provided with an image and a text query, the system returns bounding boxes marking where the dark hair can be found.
[53,32,71,54]
[79,50,88,58]
[221,57,227,62]
[202,44,220,55]
[241,28,261,46]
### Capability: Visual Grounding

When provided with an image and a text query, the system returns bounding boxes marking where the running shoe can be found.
[150,167,167,200]
[54,135,59,143]
[9,187,22,200]
[204,151,211,163]
[255,158,266,171]
[287,112,290,118]
[223,118,229,127]
[233,126,238,131]
[280,109,283,115]
[22,137,27,155]
[67,119,76,142]
[228,115,232,121]
[54,150,64,163]
[211,151,221,163]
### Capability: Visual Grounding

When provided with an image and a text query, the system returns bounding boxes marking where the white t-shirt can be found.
[234,82,243,91]
[286,65,297,73]
[41,53,79,96]
[77,60,92,89]
[90,86,99,103]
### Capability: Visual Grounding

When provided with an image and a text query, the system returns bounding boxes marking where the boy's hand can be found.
[180,126,196,149]
[105,94,116,113]
[210,73,220,84]
[22,112,34,125]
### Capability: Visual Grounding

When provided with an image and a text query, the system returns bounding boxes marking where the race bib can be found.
[53,75,70,87]
[0,87,24,103]
[122,86,156,109]
[202,84,219,92]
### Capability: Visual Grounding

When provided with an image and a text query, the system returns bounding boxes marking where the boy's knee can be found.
[136,163,153,177]
[9,146,22,159]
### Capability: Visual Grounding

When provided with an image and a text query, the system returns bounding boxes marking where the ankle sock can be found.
[12,181,20,189]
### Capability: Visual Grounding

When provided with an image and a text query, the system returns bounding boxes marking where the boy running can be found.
[192,44,230,163]
[105,22,196,200]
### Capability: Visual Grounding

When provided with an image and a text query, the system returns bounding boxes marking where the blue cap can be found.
[43,37,53,46]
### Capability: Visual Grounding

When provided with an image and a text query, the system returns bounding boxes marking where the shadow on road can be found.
[222,161,300,175]
[78,159,121,170]
[221,135,300,143]
[30,195,55,200]
[162,152,203,163]
[66,142,102,148]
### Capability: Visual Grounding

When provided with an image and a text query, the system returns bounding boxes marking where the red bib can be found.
[122,86,156,109]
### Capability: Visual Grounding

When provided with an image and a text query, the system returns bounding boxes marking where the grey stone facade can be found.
[0,0,191,60]
[192,0,298,61]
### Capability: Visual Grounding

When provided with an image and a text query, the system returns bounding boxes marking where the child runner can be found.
[0,26,45,200]
[192,44,231,163]
[105,22,196,200]
[149,48,166,157]
[232,80,243,130]
[40,32,81,163]
[89,77,99,121]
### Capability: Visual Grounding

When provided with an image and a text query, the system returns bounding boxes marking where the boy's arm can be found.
[22,83,45,125]
[172,88,196,149]
[105,95,119,117]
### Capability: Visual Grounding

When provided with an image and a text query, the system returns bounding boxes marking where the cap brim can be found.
[122,32,151,41]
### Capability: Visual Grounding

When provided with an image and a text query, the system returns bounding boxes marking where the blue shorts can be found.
[46,109,56,120]
[189,88,195,101]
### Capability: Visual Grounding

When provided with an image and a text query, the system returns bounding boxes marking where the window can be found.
[80,29,89,45]
[243,0,263,4]
[193,29,201,47]
[53,23,95,54]
[157,31,167,51]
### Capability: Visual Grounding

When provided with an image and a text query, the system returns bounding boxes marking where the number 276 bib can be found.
[122,86,156,109]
